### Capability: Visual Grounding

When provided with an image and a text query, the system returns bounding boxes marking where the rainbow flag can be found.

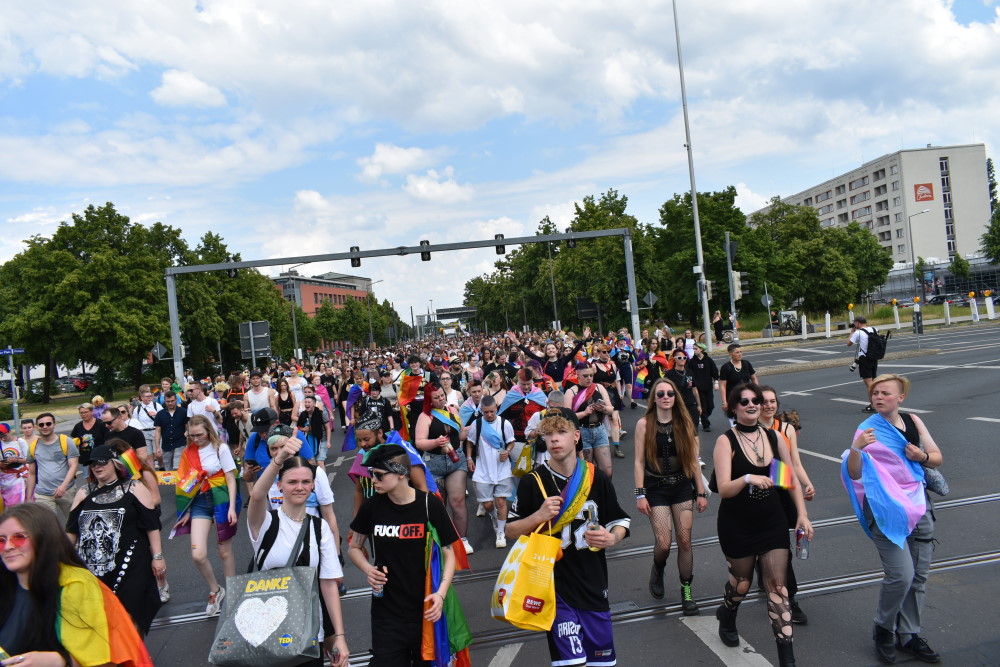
[170,444,240,542]
[841,414,927,548]
[769,458,796,489]
[397,370,424,443]
[636,367,649,385]
[118,447,142,480]
[58,564,153,667]
[540,460,595,536]
[421,519,473,667]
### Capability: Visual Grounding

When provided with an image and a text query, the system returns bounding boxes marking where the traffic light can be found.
[566,228,576,249]
[350,246,361,268]
[420,240,431,261]
[732,271,749,299]
[622,298,631,313]
[494,234,506,255]
[705,280,713,300]
[739,272,749,297]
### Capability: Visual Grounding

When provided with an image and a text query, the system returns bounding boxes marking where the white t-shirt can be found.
[266,471,335,515]
[197,443,237,476]
[850,327,871,356]
[129,401,162,430]
[187,397,222,432]
[0,438,28,486]
[525,412,552,465]
[287,376,308,405]
[466,417,515,484]
[444,388,463,410]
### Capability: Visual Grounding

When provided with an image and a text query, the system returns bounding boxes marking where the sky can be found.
[2,0,998,322]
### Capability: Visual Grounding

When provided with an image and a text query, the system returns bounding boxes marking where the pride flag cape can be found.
[539,460,595,536]
[421,521,473,667]
[431,408,461,430]
[118,447,142,480]
[170,444,241,542]
[458,397,480,427]
[341,383,366,452]
[57,564,153,667]
[570,383,596,412]
[769,458,796,489]
[498,385,548,416]
[841,414,927,549]
[636,366,649,385]
[397,370,424,443]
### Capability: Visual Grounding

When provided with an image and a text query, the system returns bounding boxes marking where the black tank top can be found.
[427,414,460,454]
[895,413,920,446]
[644,421,682,481]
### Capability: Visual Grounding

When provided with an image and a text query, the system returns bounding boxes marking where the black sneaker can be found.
[897,636,940,663]
[790,600,808,625]
[873,624,896,664]
[863,404,876,413]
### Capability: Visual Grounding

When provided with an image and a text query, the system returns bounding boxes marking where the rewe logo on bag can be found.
[497,589,506,605]
[522,596,545,614]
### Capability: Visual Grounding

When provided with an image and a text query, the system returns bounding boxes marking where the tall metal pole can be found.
[547,242,560,330]
[522,298,528,331]
[166,275,185,382]
[291,300,300,357]
[724,231,738,341]
[7,351,20,430]
[366,294,374,348]
[907,209,930,351]
[671,0,713,347]
[623,229,641,343]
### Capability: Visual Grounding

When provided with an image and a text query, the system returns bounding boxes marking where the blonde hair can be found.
[868,373,910,398]
[89,396,103,407]
[187,414,222,450]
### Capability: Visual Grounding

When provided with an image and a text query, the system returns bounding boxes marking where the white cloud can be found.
[403,167,474,203]
[357,143,446,184]
[150,69,226,107]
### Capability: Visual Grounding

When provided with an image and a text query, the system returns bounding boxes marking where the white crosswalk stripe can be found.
[783,347,839,355]
[831,397,931,413]
[680,615,772,666]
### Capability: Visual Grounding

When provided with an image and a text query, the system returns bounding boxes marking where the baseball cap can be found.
[251,407,279,433]
[0,423,9,435]
[89,445,117,463]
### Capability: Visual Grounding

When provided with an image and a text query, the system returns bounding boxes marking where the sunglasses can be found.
[674,355,686,360]
[37,421,55,427]
[367,468,391,481]
[655,390,676,399]
[91,458,112,466]
[0,532,30,549]
[738,397,763,406]
[102,420,115,426]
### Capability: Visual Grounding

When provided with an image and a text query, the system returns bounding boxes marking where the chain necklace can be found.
[281,506,306,523]
[736,427,765,466]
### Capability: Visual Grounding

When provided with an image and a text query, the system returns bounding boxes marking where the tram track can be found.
[149,491,999,632]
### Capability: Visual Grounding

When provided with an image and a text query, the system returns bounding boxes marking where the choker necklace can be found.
[735,422,758,433]
[281,507,305,523]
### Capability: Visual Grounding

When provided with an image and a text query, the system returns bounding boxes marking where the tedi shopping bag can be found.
[208,513,322,667]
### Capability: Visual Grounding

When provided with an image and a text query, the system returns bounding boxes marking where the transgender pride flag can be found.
[841,414,926,549]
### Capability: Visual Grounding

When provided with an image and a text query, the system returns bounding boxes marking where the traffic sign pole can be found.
[1,347,25,430]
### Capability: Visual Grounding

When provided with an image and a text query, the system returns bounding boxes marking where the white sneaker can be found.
[461,537,475,554]
[206,586,226,616]
[159,583,171,603]
[495,532,507,549]
[476,503,486,517]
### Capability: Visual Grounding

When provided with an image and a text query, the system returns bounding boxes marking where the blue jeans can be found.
[579,423,609,450]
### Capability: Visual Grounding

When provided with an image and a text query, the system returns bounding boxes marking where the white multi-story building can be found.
[754,143,991,265]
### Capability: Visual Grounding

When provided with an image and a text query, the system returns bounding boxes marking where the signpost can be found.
[151,341,170,360]
[0,347,25,429]
[239,321,272,366]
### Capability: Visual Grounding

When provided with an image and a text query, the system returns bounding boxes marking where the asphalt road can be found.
[132,323,1000,665]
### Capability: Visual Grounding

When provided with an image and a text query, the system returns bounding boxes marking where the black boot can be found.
[873,624,896,664]
[716,604,739,647]
[648,564,665,599]
[777,641,796,667]
[790,596,808,624]
[680,580,699,616]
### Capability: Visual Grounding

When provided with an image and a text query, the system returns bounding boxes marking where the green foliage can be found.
[981,206,1000,265]
[988,157,997,212]
[914,256,927,281]
[949,254,972,281]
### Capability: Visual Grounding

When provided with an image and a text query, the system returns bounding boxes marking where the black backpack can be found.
[865,327,890,360]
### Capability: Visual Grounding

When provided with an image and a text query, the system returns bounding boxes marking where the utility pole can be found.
[725,231,738,341]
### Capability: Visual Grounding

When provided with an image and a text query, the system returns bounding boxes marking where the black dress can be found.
[66,479,162,633]
[716,428,789,559]
[277,392,294,426]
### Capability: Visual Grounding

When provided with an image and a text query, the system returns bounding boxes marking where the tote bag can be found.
[209,515,322,667]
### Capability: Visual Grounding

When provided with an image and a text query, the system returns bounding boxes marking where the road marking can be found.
[327,472,336,485]
[780,391,812,397]
[784,347,839,355]
[830,398,931,413]
[969,417,1000,423]
[879,364,950,369]
[776,358,810,364]
[680,615,772,666]
[961,365,1000,369]
[487,643,522,667]
[798,448,843,463]
[331,456,347,467]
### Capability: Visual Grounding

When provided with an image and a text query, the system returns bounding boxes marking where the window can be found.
[897,244,906,254]
[896,228,905,238]
[946,223,955,236]
[821,217,835,227]
[837,198,847,209]
[944,208,953,219]
[873,168,886,181]
[877,215,890,227]
[852,206,872,219]
[850,191,871,205]
[875,201,889,212]
[890,164,899,175]
[894,212,903,222]
[838,213,849,223]
[804,197,813,206]
[815,190,832,203]
[939,157,949,172]
[941,175,950,189]
[817,203,833,215]
[891,180,900,191]
[849,176,870,190]
[836,184,847,195]
[874,184,887,196]
[943,192,952,205]
[893,196,901,207]
[947,240,957,254]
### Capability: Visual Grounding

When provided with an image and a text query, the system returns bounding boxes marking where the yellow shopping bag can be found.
[511,439,534,478]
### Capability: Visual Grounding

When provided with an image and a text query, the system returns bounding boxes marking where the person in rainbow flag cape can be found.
[349,443,472,667]
[842,374,943,665]
[507,408,630,667]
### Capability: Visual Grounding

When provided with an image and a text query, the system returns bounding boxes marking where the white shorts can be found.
[474,478,515,502]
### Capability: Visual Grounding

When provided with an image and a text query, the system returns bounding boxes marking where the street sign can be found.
[151,342,169,359]
[577,297,599,319]
[761,294,774,307]
[436,306,477,319]
[643,291,658,307]
[239,320,272,359]
[0,348,24,355]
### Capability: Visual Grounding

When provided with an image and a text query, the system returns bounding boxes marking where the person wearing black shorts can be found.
[633,377,708,615]
[847,316,879,412]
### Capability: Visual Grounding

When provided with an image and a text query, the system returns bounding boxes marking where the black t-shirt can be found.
[71,420,109,466]
[509,463,630,611]
[350,490,459,621]
[719,360,756,394]
[358,396,391,434]
[107,425,147,455]
[689,354,719,391]
[0,584,32,653]
[664,368,699,412]
[320,373,337,395]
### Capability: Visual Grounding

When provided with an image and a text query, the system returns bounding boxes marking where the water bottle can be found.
[795,528,810,560]
[371,565,385,598]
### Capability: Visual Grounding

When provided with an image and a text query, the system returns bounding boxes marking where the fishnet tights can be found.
[723,549,793,644]
[648,501,694,583]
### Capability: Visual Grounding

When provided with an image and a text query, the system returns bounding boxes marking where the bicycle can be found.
[778,315,801,336]
[698,328,736,344]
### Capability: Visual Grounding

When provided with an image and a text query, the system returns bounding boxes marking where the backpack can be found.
[473,414,511,460]
[29,434,69,461]
[865,327,890,360]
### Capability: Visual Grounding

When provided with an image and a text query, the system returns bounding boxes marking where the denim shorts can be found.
[580,423,610,450]
[315,439,329,463]
[188,491,215,520]
[425,449,467,480]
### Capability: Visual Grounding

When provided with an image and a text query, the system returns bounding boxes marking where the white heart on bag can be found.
[234,596,288,647]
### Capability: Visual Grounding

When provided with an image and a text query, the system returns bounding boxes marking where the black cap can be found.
[251,407,279,433]
[89,445,117,463]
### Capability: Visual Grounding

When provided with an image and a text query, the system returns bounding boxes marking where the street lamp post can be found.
[366,279,385,348]
[907,208,931,350]
[285,262,310,358]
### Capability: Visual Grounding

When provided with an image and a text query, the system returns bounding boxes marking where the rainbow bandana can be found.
[539,460,595,536]
[841,413,927,549]
[769,458,795,489]
[431,408,460,430]
[170,443,241,542]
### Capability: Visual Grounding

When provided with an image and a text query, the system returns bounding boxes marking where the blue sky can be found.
[2,0,998,319]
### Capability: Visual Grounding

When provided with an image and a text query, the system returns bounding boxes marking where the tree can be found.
[914,257,927,282]
[988,157,997,213]
[834,221,894,298]
[981,206,1000,265]
[949,254,972,281]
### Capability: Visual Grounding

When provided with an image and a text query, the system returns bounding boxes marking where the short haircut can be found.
[547,390,565,406]
[516,368,533,383]
[36,412,55,423]
[480,395,497,408]
[854,315,868,324]
[20,418,34,425]
[164,391,178,399]
[467,379,482,388]
[407,354,422,366]
[727,343,742,353]
[868,373,910,398]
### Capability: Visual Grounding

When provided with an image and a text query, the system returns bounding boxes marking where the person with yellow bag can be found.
[506,408,631,667]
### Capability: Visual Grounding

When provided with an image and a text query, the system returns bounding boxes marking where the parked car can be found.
[55,377,77,392]
[72,376,93,391]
